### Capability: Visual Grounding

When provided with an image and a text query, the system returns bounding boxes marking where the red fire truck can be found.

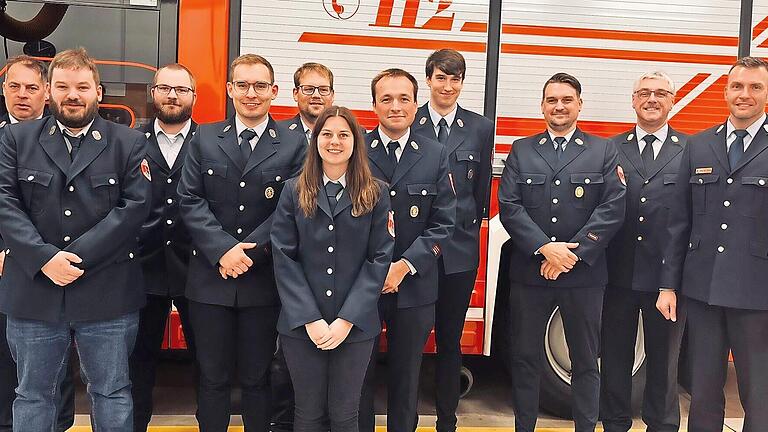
[1,0,760,417]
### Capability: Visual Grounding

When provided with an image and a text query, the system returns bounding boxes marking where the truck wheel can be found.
[539,306,647,418]
[458,365,474,399]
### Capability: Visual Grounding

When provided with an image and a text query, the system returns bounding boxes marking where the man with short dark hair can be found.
[411,49,493,432]
[0,47,151,431]
[498,72,625,432]
[0,54,75,432]
[359,68,455,432]
[178,53,306,431]
[659,56,768,432]
[130,63,198,432]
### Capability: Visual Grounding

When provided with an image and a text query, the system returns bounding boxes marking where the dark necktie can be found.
[326,181,343,212]
[641,134,657,173]
[239,129,257,164]
[69,134,84,161]
[729,129,748,170]
[554,137,566,160]
[387,140,400,168]
[437,118,449,144]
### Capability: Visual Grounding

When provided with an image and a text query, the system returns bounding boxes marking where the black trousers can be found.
[359,295,434,432]
[129,294,196,432]
[270,338,295,432]
[282,336,373,432]
[189,300,278,432]
[509,284,604,432]
[433,261,476,432]
[686,297,768,432]
[600,288,686,432]
[1,312,75,432]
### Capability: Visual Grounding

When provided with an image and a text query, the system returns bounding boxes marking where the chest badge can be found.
[265,186,275,199]
[467,168,474,179]
[410,205,419,218]
[575,186,584,198]
[695,167,713,174]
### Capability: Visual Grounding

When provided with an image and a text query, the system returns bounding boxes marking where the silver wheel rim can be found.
[544,307,647,385]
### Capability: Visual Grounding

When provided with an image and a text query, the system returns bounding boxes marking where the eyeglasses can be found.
[297,85,333,96]
[634,89,674,100]
[152,85,194,96]
[231,80,273,95]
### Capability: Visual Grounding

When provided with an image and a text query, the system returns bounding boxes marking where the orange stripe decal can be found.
[462,22,738,47]
[675,73,710,103]
[754,15,768,39]
[501,44,736,65]
[299,33,736,66]
[298,32,486,52]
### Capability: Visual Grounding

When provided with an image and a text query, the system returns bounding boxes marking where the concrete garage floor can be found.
[71,355,745,431]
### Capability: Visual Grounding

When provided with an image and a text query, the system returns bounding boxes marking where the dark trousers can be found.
[600,289,686,432]
[1,312,75,432]
[282,336,373,432]
[433,262,476,432]
[270,338,295,432]
[509,284,604,432]
[129,294,196,432]
[189,300,278,432]
[359,295,434,432]
[686,297,768,432]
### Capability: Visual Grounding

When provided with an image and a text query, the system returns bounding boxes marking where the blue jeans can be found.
[6,312,139,432]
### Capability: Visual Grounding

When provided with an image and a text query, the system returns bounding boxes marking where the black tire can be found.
[458,365,474,399]
[539,306,646,418]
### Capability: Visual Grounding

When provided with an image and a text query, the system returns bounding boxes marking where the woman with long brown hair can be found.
[270,106,394,432]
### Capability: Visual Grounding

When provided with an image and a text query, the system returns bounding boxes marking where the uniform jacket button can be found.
[326,290,332,297]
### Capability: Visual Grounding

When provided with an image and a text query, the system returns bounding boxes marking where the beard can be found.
[155,100,193,125]
[50,98,100,129]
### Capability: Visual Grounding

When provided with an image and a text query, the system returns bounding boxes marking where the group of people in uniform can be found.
[0,44,764,432]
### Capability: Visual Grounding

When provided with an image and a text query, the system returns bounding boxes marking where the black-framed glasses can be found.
[152,84,194,96]
[633,89,674,100]
[297,85,333,96]
[231,80,273,95]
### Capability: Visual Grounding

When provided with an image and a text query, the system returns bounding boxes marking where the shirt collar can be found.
[9,112,43,124]
[427,103,458,128]
[635,124,668,144]
[57,119,95,138]
[235,115,269,140]
[547,127,576,144]
[300,117,312,135]
[727,113,766,139]
[378,127,410,150]
[323,172,347,188]
[154,118,192,140]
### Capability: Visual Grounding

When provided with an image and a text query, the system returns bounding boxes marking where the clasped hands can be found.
[539,241,579,281]
[218,242,257,279]
[305,318,353,350]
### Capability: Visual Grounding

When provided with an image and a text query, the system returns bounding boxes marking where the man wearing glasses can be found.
[0,55,75,432]
[282,62,335,143]
[601,71,687,432]
[130,63,199,432]
[178,54,306,431]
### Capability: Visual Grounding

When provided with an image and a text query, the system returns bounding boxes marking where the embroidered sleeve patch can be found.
[616,165,626,186]
[432,244,441,256]
[140,158,152,181]
[387,210,395,238]
[587,232,599,242]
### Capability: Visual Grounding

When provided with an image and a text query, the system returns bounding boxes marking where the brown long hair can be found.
[297,106,380,218]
